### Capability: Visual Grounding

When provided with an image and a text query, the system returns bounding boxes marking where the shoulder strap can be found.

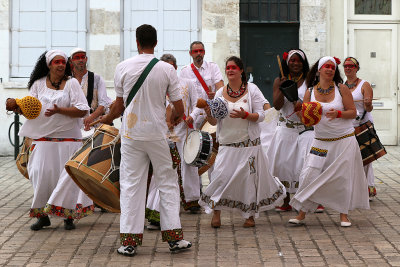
[86,71,94,110]
[191,63,209,96]
[126,58,159,107]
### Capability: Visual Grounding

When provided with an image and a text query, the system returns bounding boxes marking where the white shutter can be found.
[123,0,199,69]
[11,0,87,78]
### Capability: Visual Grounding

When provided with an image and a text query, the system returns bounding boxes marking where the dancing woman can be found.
[267,49,316,212]
[17,50,94,230]
[343,57,376,200]
[199,56,285,228]
[288,56,369,227]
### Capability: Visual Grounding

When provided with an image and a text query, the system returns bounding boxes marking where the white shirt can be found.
[215,83,267,142]
[179,60,223,127]
[78,71,112,111]
[114,53,181,141]
[19,77,89,139]
[351,79,373,126]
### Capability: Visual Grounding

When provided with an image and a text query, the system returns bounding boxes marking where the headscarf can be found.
[45,50,67,66]
[318,56,336,71]
[344,57,360,70]
[286,50,305,64]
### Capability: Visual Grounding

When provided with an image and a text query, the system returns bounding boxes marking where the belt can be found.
[221,137,260,148]
[34,137,82,142]
[315,132,355,142]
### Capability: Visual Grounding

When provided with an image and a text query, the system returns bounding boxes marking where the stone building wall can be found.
[202,0,240,82]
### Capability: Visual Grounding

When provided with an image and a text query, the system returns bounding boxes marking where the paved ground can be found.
[1,146,400,267]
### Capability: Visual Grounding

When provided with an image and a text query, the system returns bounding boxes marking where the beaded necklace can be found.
[47,74,66,90]
[288,73,303,83]
[316,81,335,95]
[345,78,359,89]
[227,82,246,98]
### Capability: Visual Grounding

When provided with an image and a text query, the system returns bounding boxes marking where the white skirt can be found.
[260,108,279,149]
[290,135,370,214]
[199,139,286,219]
[267,126,314,193]
[37,141,94,219]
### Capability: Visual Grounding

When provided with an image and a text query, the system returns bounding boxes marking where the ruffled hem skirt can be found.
[199,142,286,219]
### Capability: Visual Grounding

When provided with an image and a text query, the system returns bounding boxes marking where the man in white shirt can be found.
[100,24,192,257]
[69,48,112,130]
[179,41,224,129]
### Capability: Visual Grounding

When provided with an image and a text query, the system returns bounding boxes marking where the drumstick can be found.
[89,119,102,127]
[276,55,285,78]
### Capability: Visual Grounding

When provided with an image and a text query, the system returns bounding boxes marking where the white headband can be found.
[318,56,336,70]
[45,50,67,66]
[286,50,305,64]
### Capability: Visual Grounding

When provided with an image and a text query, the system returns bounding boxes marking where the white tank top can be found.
[351,79,373,126]
[219,93,250,144]
[311,85,354,139]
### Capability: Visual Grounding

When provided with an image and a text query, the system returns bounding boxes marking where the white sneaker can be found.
[117,245,136,256]
[168,240,192,252]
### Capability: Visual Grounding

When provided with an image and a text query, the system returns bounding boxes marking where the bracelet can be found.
[336,110,342,118]
[242,112,249,119]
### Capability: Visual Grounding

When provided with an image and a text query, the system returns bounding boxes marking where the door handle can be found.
[371,83,376,88]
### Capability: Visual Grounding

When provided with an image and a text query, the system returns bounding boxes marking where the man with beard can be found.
[179,41,224,129]
[69,48,112,130]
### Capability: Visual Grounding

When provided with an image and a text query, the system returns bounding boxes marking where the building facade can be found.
[0,0,398,155]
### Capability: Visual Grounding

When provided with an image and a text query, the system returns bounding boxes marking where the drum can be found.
[183,130,213,167]
[81,128,95,143]
[279,80,298,102]
[198,121,219,175]
[16,137,32,179]
[65,124,121,213]
[355,120,386,166]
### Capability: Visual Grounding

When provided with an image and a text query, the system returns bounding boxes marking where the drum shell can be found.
[355,121,387,166]
[183,130,213,167]
[279,80,298,102]
[65,124,121,213]
[16,137,32,179]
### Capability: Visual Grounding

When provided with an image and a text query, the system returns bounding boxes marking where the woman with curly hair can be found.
[198,56,285,228]
[288,56,369,227]
[17,50,94,230]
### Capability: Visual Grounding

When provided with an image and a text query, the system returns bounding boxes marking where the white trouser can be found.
[365,163,375,186]
[176,140,201,202]
[120,137,182,234]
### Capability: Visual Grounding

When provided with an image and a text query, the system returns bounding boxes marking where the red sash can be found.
[191,63,209,96]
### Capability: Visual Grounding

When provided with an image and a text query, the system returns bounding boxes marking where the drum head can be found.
[201,121,217,135]
[183,131,201,164]
[81,128,95,140]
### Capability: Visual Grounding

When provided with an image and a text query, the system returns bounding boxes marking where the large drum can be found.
[198,121,219,175]
[183,130,213,168]
[354,120,386,166]
[65,124,121,213]
[16,137,32,179]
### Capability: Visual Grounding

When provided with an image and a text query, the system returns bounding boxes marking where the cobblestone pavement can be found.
[1,146,400,267]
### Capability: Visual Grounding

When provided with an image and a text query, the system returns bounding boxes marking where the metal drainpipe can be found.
[14,113,20,160]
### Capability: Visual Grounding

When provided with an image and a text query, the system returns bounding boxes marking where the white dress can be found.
[290,86,370,214]
[267,82,314,194]
[199,89,286,219]
[351,80,376,191]
[19,77,94,219]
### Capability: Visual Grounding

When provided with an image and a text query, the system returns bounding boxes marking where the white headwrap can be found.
[45,50,67,66]
[318,56,336,70]
[286,50,305,64]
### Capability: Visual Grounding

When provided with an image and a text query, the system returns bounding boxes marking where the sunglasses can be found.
[191,49,205,54]
[321,64,336,71]
[343,64,357,69]
[72,54,86,61]
[226,65,239,71]
[52,59,66,65]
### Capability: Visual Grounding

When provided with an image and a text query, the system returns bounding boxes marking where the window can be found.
[10,0,87,78]
[355,0,391,15]
[122,0,199,70]
[240,0,299,23]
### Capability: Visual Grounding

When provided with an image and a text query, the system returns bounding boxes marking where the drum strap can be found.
[126,58,159,107]
[191,63,210,96]
[86,71,94,112]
